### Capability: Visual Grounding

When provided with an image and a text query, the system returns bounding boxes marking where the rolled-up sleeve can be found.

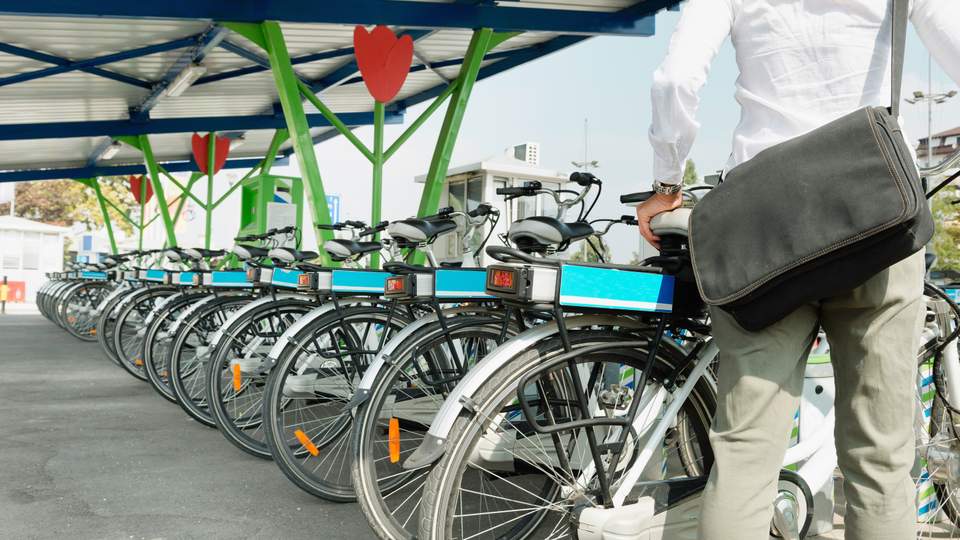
[649,0,734,184]
[912,0,960,87]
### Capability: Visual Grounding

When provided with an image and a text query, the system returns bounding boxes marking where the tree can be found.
[570,235,612,263]
[682,159,699,186]
[930,187,960,272]
[0,177,137,235]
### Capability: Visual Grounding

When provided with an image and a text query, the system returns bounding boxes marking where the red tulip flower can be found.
[129,175,153,204]
[191,133,231,175]
[354,25,414,103]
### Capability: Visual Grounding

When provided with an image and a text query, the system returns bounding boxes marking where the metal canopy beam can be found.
[0,111,399,141]
[195,46,355,86]
[0,35,201,88]
[0,1,663,36]
[130,25,230,118]
[0,156,281,183]
[0,41,150,89]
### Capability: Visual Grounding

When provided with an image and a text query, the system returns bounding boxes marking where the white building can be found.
[0,215,67,301]
[416,144,571,265]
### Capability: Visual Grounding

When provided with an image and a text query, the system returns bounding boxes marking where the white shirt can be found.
[649,0,960,184]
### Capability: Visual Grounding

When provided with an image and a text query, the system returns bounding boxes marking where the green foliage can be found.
[570,235,612,263]
[682,160,699,186]
[931,187,960,272]
[1,177,137,235]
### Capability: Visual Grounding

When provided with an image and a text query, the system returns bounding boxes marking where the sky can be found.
[267,8,960,263]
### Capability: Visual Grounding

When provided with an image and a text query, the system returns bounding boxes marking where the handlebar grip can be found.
[344,220,367,228]
[620,215,639,226]
[436,206,454,217]
[569,171,600,186]
[495,187,526,196]
[620,191,656,204]
[468,203,493,218]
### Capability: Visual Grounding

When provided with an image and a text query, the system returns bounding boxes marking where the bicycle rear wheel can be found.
[207,297,318,458]
[418,330,716,540]
[263,303,410,501]
[352,315,511,539]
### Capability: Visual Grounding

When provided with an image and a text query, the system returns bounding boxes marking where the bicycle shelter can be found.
[0,1,680,267]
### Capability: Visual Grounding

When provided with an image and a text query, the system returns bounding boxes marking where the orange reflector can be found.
[89,329,97,335]
[389,417,401,464]
[232,363,242,392]
[134,358,143,366]
[160,370,169,378]
[294,429,319,457]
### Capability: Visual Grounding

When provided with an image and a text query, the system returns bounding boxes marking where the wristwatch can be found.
[653,180,682,196]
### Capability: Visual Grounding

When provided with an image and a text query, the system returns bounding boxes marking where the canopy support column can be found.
[138,134,178,248]
[259,21,334,265]
[370,102,385,269]
[205,131,215,250]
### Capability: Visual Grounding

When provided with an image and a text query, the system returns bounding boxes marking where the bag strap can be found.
[890,0,908,116]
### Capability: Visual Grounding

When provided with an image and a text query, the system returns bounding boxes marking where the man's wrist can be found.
[653,180,682,195]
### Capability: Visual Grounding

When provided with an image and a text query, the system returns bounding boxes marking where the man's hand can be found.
[636,191,683,250]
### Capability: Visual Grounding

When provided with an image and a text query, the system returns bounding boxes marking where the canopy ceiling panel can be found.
[0,0,677,182]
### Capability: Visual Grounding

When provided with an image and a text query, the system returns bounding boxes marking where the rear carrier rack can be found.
[138,269,167,282]
[270,268,302,289]
[486,262,674,313]
[202,270,251,288]
[331,269,392,295]
[175,271,200,287]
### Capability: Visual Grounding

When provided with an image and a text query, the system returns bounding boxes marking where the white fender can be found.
[208,293,314,350]
[404,314,647,469]
[265,298,385,361]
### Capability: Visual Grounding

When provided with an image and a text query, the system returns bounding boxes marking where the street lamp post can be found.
[905,55,957,167]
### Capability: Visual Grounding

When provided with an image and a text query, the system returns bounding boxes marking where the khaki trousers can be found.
[698,251,926,540]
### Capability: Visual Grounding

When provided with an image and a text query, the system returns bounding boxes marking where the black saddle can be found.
[233,244,270,259]
[388,218,457,243]
[509,217,595,246]
[324,239,381,261]
[270,247,319,263]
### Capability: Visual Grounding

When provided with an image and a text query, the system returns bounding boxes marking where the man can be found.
[637,1,960,539]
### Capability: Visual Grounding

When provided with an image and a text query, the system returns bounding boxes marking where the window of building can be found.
[22,232,41,270]
[2,230,21,269]
[447,176,484,257]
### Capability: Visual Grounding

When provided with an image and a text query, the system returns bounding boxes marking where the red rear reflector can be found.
[386,276,405,293]
[491,269,515,289]
[298,273,311,287]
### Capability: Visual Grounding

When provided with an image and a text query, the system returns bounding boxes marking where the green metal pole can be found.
[261,21,334,265]
[261,128,288,175]
[173,174,201,224]
[370,102,385,269]
[205,131,215,250]
[412,29,495,263]
[138,134,178,248]
[138,176,146,251]
[416,29,493,218]
[84,179,118,255]
[384,82,458,162]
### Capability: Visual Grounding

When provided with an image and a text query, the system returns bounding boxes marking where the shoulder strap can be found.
[890,0,908,116]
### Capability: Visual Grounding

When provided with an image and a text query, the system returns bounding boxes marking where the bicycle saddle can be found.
[268,247,319,264]
[175,248,204,261]
[387,218,457,243]
[650,208,690,237]
[508,217,595,246]
[232,244,270,260]
[323,239,381,261]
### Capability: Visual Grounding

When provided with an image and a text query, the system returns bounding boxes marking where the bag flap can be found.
[689,107,914,305]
